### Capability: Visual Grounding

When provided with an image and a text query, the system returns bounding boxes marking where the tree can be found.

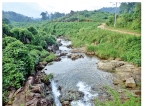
[27,26,38,35]
[2,18,11,24]
[120,2,135,14]
[107,2,141,30]
[2,24,10,37]
[40,12,47,20]
[70,10,74,15]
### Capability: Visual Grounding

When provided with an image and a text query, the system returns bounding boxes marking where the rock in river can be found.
[125,77,136,88]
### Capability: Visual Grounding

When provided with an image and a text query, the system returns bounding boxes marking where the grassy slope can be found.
[55,10,111,22]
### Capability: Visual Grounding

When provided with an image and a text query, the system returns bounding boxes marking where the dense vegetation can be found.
[106,2,141,31]
[53,10,112,22]
[2,19,57,103]
[40,11,65,20]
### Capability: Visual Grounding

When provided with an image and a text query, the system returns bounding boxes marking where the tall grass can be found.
[43,22,141,66]
[70,28,141,66]
[94,88,141,106]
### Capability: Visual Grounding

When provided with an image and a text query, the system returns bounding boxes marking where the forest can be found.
[2,2,141,106]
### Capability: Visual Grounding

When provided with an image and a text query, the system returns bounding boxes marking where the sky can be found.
[2,1,121,18]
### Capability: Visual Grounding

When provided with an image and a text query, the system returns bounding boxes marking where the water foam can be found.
[71,81,98,106]
[51,80,62,106]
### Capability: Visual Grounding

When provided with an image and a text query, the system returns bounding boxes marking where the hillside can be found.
[53,10,112,22]
[2,11,33,22]
[99,7,120,13]
[2,7,118,23]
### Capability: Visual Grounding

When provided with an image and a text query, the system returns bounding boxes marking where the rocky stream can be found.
[7,37,141,106]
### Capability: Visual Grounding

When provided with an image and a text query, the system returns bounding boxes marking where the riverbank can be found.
[42,22,140,66]
[67,47,141,105]
[5,64,55,106]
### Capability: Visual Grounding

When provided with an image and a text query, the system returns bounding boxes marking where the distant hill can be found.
[99,7,120,14]
[53,10,112,22]
[2,11,33,22]
[2,7,118,23]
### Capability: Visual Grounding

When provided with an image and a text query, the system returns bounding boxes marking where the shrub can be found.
[43,53,56,62]
[3,40,34,90]
[27,26,38,35]
[2,23,11,37]
[43,73,54,82]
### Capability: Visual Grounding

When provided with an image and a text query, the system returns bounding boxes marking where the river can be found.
[44,38,114,106]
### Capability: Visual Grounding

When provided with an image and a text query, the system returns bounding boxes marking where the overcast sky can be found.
[2,1,121,18]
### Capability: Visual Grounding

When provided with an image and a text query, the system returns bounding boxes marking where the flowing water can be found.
[51,80,62,106]
[71,81,98,106]
[44,38,113,106]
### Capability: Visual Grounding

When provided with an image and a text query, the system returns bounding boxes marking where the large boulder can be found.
[12,91,25,106]
[47,46,52,52]
[86,51,95,55]
[57,40,62,46]
[66,44,72,48]
[37,62,47,70]
[125,77,136,88]
[58,42,62,46]
[46,94,54,104]
[60,52,68,56]
[115,64,135,73]
[67,54,84,60]
[53,57,61,61]
[60,91,84,103]
[97,60,125,72]
[11,71,54,106]
[47,44,59,53]
[115,66,131,72]
[114,71,133,82]
[70,47,86,53]
[52,44,59,53]
[97,61,115,71]
[130,90,141,96]
[115,64,140,82]
[62,101,70,106]
[113,78,122,85]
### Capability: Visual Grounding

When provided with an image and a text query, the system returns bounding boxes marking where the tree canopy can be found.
[106,2,141,31]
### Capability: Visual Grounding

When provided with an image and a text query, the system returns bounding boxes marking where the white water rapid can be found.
[71,81,98,106]
[51,80,62,106]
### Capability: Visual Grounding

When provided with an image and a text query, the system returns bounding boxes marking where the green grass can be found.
[43,53,56,62]
[70,28,141,66]
[43,73,53,82]
[105,25,141,34]
[42,22,141,66]
[94,88,141,106]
